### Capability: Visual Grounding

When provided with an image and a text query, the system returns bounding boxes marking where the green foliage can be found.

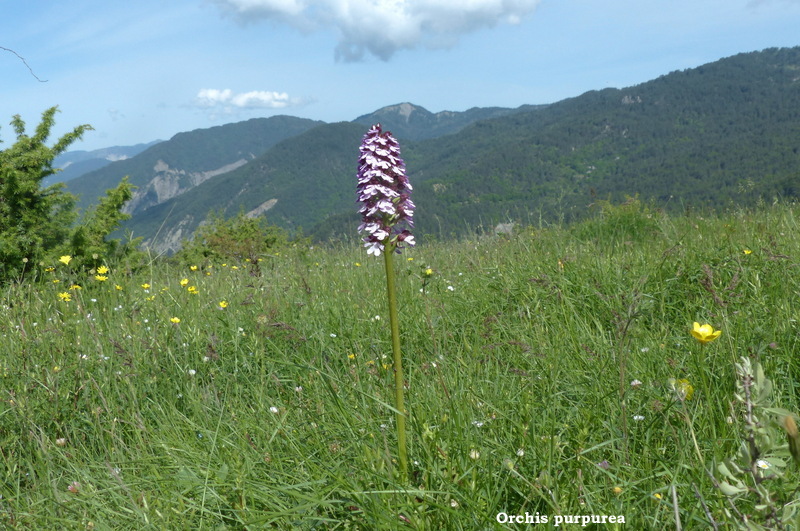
[177,209,290,267]
[712,358,800,529]
[65,176,143,270]
[0,107,141,282]
[0,107,91,281]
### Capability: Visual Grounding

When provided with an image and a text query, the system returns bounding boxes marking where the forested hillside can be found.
[66,115,323,215]
[121,46,800,251]
[123,122,366,252]
[405,46,800,235]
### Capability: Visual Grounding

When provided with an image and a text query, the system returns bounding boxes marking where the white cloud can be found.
[195,88,296,109]
[232,90,292,108]
[196,88,234,107]
[212,0,541,61]
[217,0,306,18]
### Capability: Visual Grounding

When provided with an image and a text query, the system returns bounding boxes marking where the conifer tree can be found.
[0,107,135,282]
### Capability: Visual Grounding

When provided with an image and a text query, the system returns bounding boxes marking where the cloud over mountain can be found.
[212,0,540,61]
[195,88,298,110]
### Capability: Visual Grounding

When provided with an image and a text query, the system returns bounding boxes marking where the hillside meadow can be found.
[2,200,800,529]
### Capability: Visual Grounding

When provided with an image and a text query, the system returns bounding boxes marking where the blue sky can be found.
[2,0,800,151]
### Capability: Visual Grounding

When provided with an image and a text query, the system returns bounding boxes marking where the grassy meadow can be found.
[2,201,800,529]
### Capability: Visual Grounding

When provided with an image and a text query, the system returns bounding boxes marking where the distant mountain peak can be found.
[357,102,432,124]
[385,102,432,122]
[46,141,162,186]
[353,102,521,140]
[395,102,417,120]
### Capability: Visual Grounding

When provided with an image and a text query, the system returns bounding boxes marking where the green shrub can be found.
[0,107,141,282]
[0,108,88,281]
[63,176,143,270]
[574,195,663,244]
[176,209,292,270]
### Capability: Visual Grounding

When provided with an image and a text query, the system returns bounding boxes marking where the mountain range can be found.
[48,141,161,186]
[63,46,800,253]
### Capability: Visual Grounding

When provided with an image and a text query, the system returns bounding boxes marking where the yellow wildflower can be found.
[170,317,181,324]
[59,255,72,265]
[189,265,198,271]
[69,284,82,291]
[115,284,123,291]
[669,378,695,400]
[743,249,752,255]
[94,275,108,282]
[97,265,110,275]
[218,300,228,309]
[187,286,199,294]
[58,292,72,302]
[180,278,189,287]
[677,379,694,400]
[141,283,151,290]
[691,322,722,344]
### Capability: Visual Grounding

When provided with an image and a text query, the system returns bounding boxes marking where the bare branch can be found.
[1,46,47,82]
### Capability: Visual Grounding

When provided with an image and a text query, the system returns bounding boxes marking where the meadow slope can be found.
[2,201,800,528]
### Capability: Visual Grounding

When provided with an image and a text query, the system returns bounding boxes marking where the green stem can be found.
[383,241,408,483]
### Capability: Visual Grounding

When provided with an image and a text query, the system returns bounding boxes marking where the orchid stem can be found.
[383,241,408,483]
